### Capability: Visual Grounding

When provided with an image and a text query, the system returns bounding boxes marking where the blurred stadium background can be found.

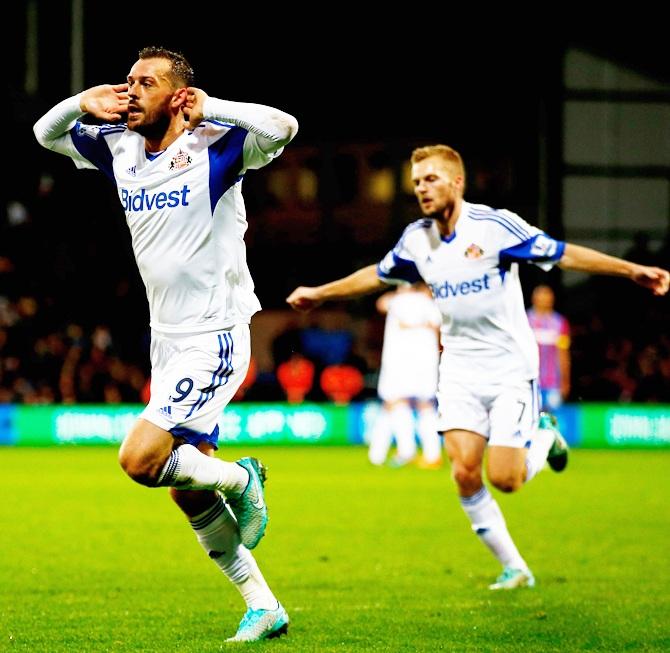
[2,4,669,651]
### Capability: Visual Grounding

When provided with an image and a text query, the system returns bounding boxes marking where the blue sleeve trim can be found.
[98,125,126,134]
[377,253,422,284]
[205,119,236,128]
[499,234,565,268]
[208,126,247,214]
[70,122,116,182]
[554,240,566,261]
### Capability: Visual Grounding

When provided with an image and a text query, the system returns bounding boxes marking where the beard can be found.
[422,207,441,219]
[128,112,171,141]
[420,196,457,221]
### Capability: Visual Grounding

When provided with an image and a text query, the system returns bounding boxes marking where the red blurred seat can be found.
[277,353,315,403]
[320,364,364,405]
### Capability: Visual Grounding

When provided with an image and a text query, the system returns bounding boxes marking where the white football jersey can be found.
[377,289,441,401]
[45,112,281,334]
[377,201,565,383]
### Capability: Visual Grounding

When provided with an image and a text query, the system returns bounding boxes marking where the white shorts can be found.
[377,336,438,402]
[377,363,437,402]
[437,379,539,448]
[140,324,250,447]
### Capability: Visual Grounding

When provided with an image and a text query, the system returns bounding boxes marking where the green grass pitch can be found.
[1,446,669,652]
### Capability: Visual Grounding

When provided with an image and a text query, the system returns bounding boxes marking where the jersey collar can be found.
[439,201,470,243]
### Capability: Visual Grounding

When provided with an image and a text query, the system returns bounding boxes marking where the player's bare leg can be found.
[119,418,268,549]
[446,431,533,589]
[487,446,526,492]
[119,419,246,491]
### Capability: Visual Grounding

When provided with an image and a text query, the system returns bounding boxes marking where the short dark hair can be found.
[138,46,194,87]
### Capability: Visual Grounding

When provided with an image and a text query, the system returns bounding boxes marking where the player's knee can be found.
[118,448,165,486]
[452,464,482,494]
[489,472,523,493]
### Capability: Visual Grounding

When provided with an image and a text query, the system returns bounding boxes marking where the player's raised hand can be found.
[631,265,670,296]
[79,84,129,121]
[182,87,208,130]
[286,287,323,312]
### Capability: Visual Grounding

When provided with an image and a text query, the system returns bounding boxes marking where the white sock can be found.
[416,408,442,463]
[190,496,277,610]
[157,444,248,496]
[390,404,417,461]
[524,427,555,483]
[368,409,393,465]
[460,486,527,571]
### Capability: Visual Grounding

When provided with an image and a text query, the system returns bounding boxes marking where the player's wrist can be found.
[201,96,211,120]
[77,92,89,114]
[201,96,221,121]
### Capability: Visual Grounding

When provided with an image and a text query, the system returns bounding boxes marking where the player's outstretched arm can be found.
[197,92,299,153]
[559,243,670,296]
[286,265,388,313]
[33,84,129,152]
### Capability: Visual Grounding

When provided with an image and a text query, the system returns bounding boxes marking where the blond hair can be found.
[411,144,466,190]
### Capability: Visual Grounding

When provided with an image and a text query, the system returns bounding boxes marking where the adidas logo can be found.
[159,405,172,417]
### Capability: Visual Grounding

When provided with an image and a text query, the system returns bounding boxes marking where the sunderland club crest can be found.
[169,149,192,171]
[465,243,484,259]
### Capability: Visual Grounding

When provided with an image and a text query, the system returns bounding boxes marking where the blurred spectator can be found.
[104,382,123,404]
[527,285,571,411]
[0,313,148,404]
[633,345,670,402]
[601,337,637,402]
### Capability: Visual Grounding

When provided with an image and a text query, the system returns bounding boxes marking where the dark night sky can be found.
[9,6,668,148]
[7,5,669,195]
